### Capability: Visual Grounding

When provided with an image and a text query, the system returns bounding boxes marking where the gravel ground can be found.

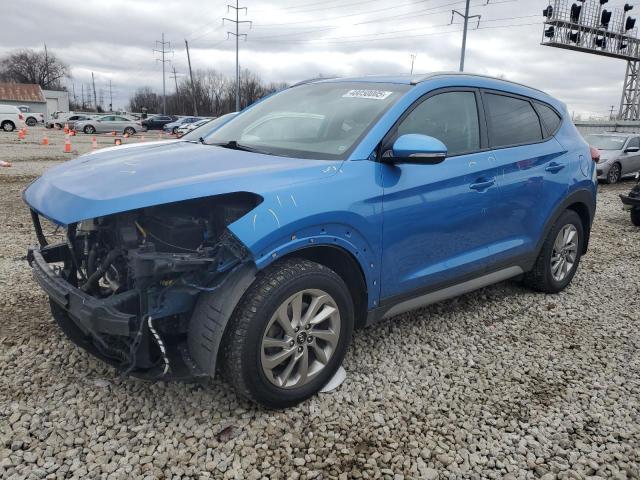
[1,128,639,479]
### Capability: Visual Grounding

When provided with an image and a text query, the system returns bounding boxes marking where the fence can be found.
[574,120,640,134]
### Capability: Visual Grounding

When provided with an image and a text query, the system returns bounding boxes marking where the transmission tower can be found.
[224,1,252,112]
[542,0,640,119]
[154,33,173,114]
[451,0,482,72]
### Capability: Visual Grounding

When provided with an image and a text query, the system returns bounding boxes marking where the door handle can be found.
[470,178,495,191]
[545,162,565,173]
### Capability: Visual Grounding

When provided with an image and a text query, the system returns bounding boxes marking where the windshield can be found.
[584,134,627,150]
[205,82,410,159]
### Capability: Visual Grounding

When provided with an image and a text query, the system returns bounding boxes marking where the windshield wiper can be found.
[210,140,273,155]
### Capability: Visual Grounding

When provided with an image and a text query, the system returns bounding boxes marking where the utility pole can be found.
[170,66,181,114]
[224,1,252,111]
[451,0,481,72]
[91,72,98,111]
[409,53,416,75]
[185,39,198,116]
[44,43,49,88]
[109,79,113,112]
[609,105,616,120]
[81,84,85,111]
[72,83,77,109]
[154,33,173,114]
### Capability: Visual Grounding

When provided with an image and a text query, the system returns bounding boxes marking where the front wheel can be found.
[524,210,583,293]
[25,117,37,127]
[221,258,354,408]
[84,125,96,134]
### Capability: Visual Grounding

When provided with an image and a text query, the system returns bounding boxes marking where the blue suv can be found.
[24,73,597,408]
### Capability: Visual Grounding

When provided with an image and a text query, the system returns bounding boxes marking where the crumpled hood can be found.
[24,141,342,225]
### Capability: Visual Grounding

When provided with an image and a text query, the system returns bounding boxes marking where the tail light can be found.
[18,113,24,120]
[590,145,600,162]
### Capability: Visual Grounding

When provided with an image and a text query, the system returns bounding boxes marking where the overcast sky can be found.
[1,0,636,117]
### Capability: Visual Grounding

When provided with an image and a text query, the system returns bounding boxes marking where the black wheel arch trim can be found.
[535,188,595,257]
[187,262,257,377]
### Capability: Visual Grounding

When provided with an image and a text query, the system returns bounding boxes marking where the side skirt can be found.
[367,265,524,324]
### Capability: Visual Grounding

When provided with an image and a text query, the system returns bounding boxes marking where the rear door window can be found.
[484,93,543,148]
[627,137,640,149]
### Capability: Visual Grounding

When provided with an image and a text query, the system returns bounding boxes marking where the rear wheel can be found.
[524,210,583,293]
[84,125,96,134]
[25,117,37,127]
[606,163,621,184]
[1,120,15,132]
[221,258,354,408]
[631,208,640,226]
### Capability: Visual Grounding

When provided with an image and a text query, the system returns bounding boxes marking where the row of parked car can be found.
[45,112,213,137]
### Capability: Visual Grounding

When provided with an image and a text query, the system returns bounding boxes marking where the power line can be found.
[223,1,252,112]
[153,33,173,114]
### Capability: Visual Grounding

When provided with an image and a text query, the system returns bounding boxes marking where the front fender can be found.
[227,160,384,309]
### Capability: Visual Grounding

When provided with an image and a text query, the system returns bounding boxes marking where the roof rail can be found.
[290,77,338,87]
[410,72,547,94]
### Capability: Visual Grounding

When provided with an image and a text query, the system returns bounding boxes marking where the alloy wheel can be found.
[260,289,341,389]
[550,224,578,282]
[608,164,621,184]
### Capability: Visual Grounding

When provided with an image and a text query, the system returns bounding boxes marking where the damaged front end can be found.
[27,193,260,379]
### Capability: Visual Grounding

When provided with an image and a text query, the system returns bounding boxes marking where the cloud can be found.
[0,0,631,116]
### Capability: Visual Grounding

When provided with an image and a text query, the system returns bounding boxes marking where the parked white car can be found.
[0,104,24,132]
[18,106,45,126]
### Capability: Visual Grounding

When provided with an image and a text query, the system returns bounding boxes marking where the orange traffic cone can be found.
[111,131,116,136]
[0,160,12,167]
[158,131,163,139]
[18,129,25,140]
[69,130,76,136]
[123,133,129,139]
[64,135,72,153]
[41,134,49,145]
[140,135,145,141]
[114,138,122,146]
[91,136,98,149]
[63,123,69,134]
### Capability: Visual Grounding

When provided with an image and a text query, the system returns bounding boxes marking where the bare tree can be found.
[0,48,69,89]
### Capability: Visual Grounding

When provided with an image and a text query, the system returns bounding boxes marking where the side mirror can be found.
[625,146,639,153]
[389,134,448,164]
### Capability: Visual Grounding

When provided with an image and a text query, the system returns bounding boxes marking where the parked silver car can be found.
[75,115,146,135]
[584,133,640,184]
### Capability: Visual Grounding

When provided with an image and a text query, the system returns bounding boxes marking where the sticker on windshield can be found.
[343,89,393,100]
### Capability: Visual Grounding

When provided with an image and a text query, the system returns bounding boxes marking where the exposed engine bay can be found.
[28,193,261,379]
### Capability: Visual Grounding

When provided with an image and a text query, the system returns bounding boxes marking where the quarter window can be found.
[627,137,640,149]
[485,93,542,147]
[535,102,562,135]
[396,91,480,156]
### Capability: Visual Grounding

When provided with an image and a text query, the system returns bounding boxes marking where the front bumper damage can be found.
[27,210,255,380]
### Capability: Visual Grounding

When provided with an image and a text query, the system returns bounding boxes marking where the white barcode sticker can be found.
[343,89,393,100]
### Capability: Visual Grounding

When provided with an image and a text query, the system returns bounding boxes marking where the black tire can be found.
[631,208,640,227]
[124,127,136,135]
[84,125,96,134]
[1,120,15,132]
[25,117,37,127]
[221,258,354,408]
[172,127,179,134]
[606,163,621,184]
[523,210,584,293]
